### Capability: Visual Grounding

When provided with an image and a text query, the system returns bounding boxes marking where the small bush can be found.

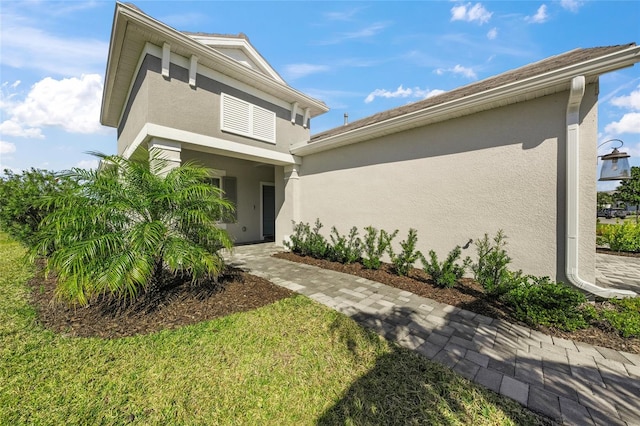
[503,276,590,331]
[389,228,422,276]
[0,168,78,248]
[421,246,470,288]
[601,297,640,338]
[469,230,516,297]
[284,219,329,259]
[328,226,362,264]
[286,221,310,254]
[598,222,640,253]
[362,226,397,270]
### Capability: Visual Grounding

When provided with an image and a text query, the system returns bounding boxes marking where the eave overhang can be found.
[100,2,328,129]
[292,44,640,157]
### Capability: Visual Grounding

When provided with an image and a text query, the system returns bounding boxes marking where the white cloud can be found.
[344,22,389,39]
[435,65,477,79]
[1,74,106,136]
[0,120,44,139]
[560,0,584,12]
[0,140,16,154]
[283,63,331,80]
[76,159,99,170]
[450,3,492,24]
[527,5,549,23]
[487,27,498,40]
[364,85,444,103]
[324,8,363,21]
[605,113,640,135]
[611,87,640,110]
[0,23,107,76]
[317,22,389,45]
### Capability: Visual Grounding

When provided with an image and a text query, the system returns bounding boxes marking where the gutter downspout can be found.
[565,76,636,298]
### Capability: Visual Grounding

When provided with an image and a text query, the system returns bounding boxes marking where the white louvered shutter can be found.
[221,93,276,144]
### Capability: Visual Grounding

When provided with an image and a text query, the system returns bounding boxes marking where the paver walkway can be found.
[596,253,640,293]
[226,244,640,426]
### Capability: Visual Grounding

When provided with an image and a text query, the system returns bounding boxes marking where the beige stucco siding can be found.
[116,58,151,155]
[298,86,597,283]
[181,150,275,244]
[116,53,310,155]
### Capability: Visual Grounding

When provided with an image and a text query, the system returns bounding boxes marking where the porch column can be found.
[148,139,181,176]
[277,163,301,246]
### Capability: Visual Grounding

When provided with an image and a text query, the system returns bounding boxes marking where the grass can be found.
[0,232,548,425]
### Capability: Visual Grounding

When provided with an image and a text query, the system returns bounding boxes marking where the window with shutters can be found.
[220,93,276,144]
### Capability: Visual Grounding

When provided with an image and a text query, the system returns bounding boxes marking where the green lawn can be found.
[0,233,547,425]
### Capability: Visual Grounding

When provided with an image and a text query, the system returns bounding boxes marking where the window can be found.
[205,174,237,222]
[220,92,276,144]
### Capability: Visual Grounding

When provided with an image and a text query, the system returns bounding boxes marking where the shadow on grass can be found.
[316,306,550,425]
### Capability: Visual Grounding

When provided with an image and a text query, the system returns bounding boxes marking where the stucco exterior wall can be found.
[116,53,311,154]
[181,149,275,244]
[116,57,151,155]
[296,86,598,283]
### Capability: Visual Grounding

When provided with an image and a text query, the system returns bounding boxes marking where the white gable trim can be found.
[187,35,285,84]
[123,123,299,166]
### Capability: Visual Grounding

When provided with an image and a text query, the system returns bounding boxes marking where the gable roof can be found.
[182,31,286,83]
[294,43,640,155]
[101,2,328,128]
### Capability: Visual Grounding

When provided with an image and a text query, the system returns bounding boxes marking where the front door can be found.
[261,184,275,241]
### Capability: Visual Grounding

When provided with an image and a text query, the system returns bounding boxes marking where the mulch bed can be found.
[27,264,294,339]
[24,249,640,354]
[274,252,640,355]
[597,248,640,258]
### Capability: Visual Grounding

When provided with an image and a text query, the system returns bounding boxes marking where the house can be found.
[100,2,640,297]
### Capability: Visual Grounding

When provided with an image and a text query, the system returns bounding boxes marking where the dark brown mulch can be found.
[597,248,640,258]
[27,264,294,339]
[273,252,640,354]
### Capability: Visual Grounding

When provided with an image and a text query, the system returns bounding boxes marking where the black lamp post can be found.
[598,139,631,181]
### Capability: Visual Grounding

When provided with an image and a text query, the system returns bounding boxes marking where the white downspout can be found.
[565,76,636,298]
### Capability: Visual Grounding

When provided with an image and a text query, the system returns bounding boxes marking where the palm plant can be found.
[32,152,234,305]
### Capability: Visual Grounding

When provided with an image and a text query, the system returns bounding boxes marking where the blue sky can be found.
[1,0,639,190]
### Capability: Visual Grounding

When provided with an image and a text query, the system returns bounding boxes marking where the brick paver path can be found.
[226,244,640,426]
[596,253,640,293]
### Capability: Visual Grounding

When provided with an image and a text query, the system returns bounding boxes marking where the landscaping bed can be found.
[274,251,640,354]
[27,262,294,339]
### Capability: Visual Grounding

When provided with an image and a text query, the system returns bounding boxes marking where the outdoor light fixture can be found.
[598,139,631,181]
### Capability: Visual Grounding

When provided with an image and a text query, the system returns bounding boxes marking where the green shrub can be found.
[598,222,640,252]
[601,297,640,338]
[328,226,362,264]
[503,276,590,331]
[362,226,397,270]
[286,221,311,254]
[31,153,234,305]
[284,219,329,259]
[389,228,422,276]
[0,168,78,248]
[469,230,516,297]
[421,246,470,288]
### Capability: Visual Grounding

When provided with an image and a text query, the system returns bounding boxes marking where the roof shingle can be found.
[310,44,636,143]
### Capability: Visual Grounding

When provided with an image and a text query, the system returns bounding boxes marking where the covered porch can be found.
[126,126,301,245]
